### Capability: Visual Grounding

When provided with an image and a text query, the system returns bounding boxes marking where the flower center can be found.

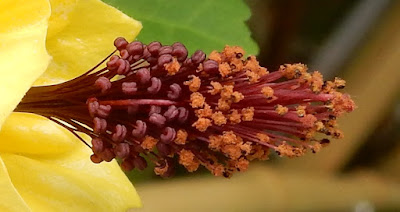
[15,38,355,178]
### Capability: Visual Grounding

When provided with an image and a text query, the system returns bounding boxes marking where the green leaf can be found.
[103,0,259,55]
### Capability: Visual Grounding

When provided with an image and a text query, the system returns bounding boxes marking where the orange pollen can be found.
[192,118,212,132]
[190,92,205,108]
[184,75,201,92]
[164,57,181,75]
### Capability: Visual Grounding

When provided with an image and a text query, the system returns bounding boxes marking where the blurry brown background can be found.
[130,0,400,211]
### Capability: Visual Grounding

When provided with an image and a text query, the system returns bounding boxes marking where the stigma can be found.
[15,37,355,178]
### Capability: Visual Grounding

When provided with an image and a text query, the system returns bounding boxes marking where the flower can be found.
[17,38,355,178]
[0,0,142,211]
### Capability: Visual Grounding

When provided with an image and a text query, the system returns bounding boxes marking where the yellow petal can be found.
[0,0,51,128]
[0,156,30,211]
[1,145,141,211]
[0,113,78,155]
[36,0,142,85]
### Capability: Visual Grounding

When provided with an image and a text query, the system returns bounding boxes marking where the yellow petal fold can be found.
[0,0,51,128]
[0,157,30,212]
[0,113,77,155]
[36,0,142,85]
[1,143,141,211]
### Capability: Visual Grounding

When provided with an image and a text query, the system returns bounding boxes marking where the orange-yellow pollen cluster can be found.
[164,57,181,75]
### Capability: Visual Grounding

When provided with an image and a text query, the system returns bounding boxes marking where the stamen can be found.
[15,38,355,178]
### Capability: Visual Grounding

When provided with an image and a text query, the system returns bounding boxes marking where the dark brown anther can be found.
[91,138,105,154]
[126,41,144,56]
[120,49,130,60]
[167,83,181,100]
[203,60,219,73]
[172,42,188,61]
[95,76,111,93]
[147,77,162,94]
[159,46,173,55]
[320,139,330,145]
[142,46,151,59]
[156,142,171,156]
[133,156,148,170]
[87,98,99,118]
[149,113,166,128]
[148,41,162,55]
[93,117,107,133]
[149,105,161,116]
[177,107,189,123]
[183,58,193,67]
[132,120,147,138]
[116,59,130,75]
[122,82,137,95]
[90,154,103,163]
[101,148,116,162]
[160,127,176,144]
[164,105,179,121]
[115,143,131,158]
[157,54,173,67]
[121,158,135,171]
[191,50,206,64]
[96,104,112,118]
[112,124,127,142]
[136,68,151,84]
[106,55,120,71]
[114,37,128,50]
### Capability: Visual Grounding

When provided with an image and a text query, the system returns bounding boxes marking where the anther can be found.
[126,41,144,56]
[101,148,115,162]
[91,138,105,154]
[122,82,137,95]
[149,105,161,116]
[93,117,107,133]
[172,42,188,61]
[156,142,171,156]
[94,76,111,93]
[121,158,135,171]
[87,98,99,117]
[149,113,166,128]
[148,41,162,55]
[136,68,151,84]
[114,143,130,158]
[177,107,189,123]
[203,60,219,73]
[90,154,103,164]
[106,55,120,71]
[96,104,112,118]
[120,49,130,60]
[167,83,182,100]
[116,58,130,75]
[159,46,173,55]
[132,120,147,138]
[147,77,162,94]
[112,124,127,142]
[164,105,179,121]
[114,37,128,50]
[160,127,176,144]
[191,50,206,64]
[133,156,148,170]
[158,54,173,67]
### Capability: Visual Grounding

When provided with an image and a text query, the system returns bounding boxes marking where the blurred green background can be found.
[105,0,400,211]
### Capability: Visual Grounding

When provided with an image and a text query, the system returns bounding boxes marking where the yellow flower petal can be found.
[0,113,77,155]
[36,0,142,85]
[1,145,141,211]
[0,157,30,212]
[0,0,51,128]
